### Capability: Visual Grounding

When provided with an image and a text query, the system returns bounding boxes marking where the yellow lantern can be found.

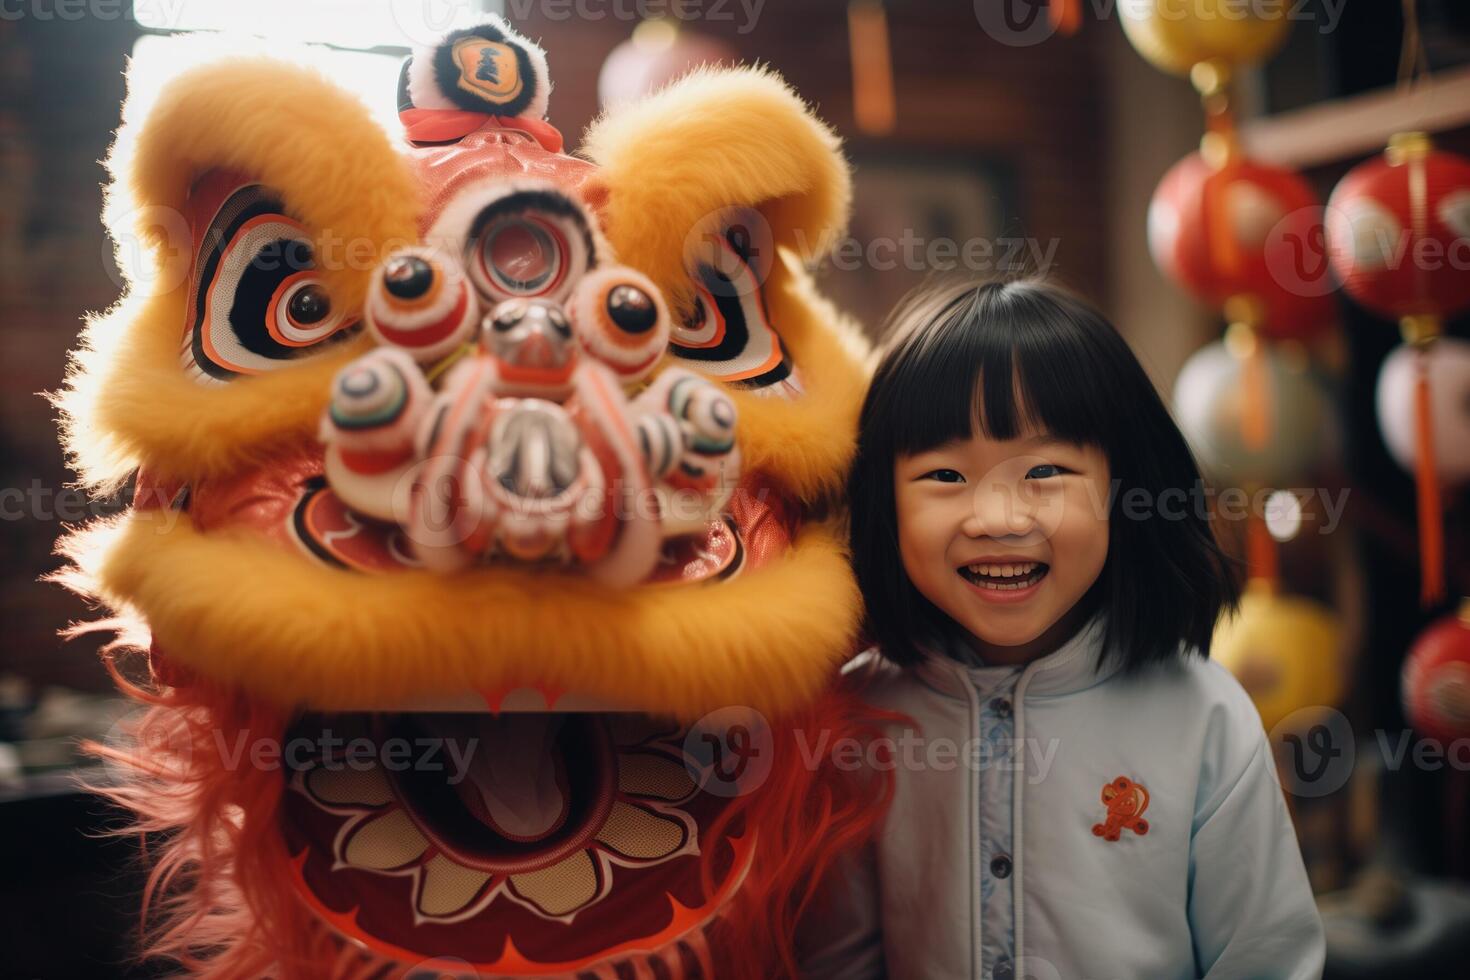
[1119,0,1290,93]
[1212,582,1344,732]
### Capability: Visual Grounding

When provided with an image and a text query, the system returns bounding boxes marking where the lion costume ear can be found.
[582,68,866,506]
[581,67,850,318]
[63,58,422,490]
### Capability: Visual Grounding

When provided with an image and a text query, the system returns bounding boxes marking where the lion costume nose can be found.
[325,217,739,583]
[485,299,576,373]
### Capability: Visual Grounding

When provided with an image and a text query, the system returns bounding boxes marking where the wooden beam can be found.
[1241,66,1470,169]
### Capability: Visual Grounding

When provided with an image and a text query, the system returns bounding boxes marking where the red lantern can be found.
[1402,601,1470,744]
[1326,133,1470,326]
[1328,132,1470,606]
[1149,144,1336,340]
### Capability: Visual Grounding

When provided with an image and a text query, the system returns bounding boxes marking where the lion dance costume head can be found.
[56,17,884,978]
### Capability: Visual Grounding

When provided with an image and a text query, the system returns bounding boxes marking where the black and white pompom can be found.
[401,17,551,120]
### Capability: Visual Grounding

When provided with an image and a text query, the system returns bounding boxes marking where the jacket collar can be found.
[913,614,1123,700]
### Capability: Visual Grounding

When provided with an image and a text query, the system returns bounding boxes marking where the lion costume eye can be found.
[462,188,597,305]
[672,228,793,389]
[182,180,357,382]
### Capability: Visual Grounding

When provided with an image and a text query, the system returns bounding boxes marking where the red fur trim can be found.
[84,654,313,976]
[85,664,897,978]
[60,564,895,978]
[703,685,900,980]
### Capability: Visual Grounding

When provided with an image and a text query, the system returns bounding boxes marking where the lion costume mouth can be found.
[281,711,752,972]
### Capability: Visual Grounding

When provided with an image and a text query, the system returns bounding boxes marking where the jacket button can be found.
[990,697,1013,718]
[990,853,1012,879]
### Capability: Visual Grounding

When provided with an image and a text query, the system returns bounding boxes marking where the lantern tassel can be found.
[1413,344,1446,606]
[848,0,896,136]
[1202,147,1243,280]
[1241,329,1271,452]
[1246,502,1280,589]
[1225,320,1272,454]
[1049,0,1082,35]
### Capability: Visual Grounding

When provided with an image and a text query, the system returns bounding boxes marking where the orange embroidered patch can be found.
[1091,775,1150,841]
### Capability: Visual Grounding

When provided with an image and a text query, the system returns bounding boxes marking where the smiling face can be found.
[893,422,1111,663]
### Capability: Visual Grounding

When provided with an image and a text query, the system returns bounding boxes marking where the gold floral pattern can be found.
[295,718,700,925]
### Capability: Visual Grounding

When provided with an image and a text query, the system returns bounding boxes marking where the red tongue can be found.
[418,714,571,841]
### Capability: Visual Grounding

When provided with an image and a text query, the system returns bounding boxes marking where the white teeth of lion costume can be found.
[58,16,886,978]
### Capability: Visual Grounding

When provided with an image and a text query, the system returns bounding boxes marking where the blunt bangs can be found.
[868,280,1131,459]
[849,278,1241,671]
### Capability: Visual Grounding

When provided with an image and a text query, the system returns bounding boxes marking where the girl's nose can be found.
[965,477,1037,538]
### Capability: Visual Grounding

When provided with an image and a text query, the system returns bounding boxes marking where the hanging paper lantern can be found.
[1119,0,1289,87]
[1149,147,1335,340]
[1376,336,1470,487]
[1326,133,1470,326]
[1402,601,1470,743]
[598,19,736,109]
[1173,338,1335,486]
[1327,133,1470,605]
[1213,583,1344,733]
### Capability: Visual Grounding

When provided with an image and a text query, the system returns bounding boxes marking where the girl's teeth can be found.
[967,561,1038,577]
[962,561,1045,593]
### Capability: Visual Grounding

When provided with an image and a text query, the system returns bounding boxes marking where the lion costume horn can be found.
[57,17,889,978]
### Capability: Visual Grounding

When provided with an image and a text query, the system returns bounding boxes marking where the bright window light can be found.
[127,34,406,134]
[135,0,502,50]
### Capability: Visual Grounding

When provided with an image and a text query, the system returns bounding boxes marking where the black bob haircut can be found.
[848,278,1241,671]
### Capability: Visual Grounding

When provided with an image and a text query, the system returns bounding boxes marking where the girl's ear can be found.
[61,57,423,491]
[580,66,850,318]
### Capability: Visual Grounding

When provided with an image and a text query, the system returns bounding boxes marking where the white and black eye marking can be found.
[672,228,792,389]
[182,184,356,381]
[464,189,597,305]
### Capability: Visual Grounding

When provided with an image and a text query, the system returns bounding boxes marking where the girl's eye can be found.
[924,469,965,484]
[1026,464,1065,479]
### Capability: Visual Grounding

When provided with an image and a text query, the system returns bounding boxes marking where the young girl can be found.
[799,280,1324,979]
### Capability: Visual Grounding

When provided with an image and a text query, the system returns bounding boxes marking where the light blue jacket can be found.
[798,615,1324,980]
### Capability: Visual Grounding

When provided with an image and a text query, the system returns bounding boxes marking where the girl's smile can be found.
[956,557,1050,603]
